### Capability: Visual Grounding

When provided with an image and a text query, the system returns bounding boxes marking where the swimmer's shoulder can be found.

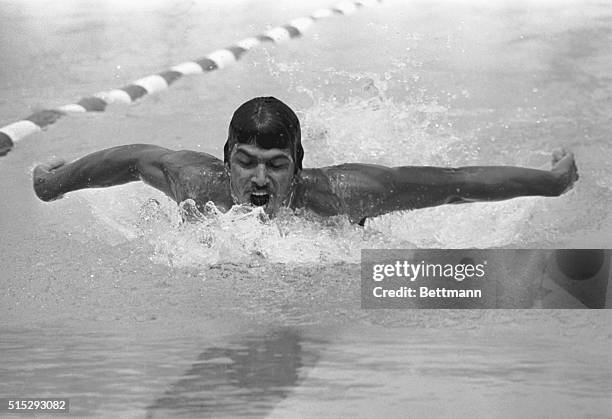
[293,168,346,217]
[157,150,231,209]
[158,149,225,171]
[304,164,385,195]
[299,165,389,224]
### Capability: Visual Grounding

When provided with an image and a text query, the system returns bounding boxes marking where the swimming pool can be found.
[1,0,611,417]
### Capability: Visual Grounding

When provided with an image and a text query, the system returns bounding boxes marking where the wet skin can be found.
[227,144,296,214]
[33,144,578,224]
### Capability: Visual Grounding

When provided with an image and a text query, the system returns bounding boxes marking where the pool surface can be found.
[1,0,611,417]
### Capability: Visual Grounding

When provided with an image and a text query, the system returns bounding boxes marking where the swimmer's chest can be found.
[162,154,232,210]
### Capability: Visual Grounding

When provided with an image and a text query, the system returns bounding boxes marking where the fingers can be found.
[551,148,576,171]
[33,164,51,185]
[33,157,65,200]
[551,148,567,164]
[33,163,63,201]
[551,148,578,194]
[46,157,66,170]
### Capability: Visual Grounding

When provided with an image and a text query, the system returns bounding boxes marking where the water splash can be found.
[294,68,459,168]
[136,199,414,268]
[74,63,612,265]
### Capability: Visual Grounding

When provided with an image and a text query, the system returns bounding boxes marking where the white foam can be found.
[78,67,601,266]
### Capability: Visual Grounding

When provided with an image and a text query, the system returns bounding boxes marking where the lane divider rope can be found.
[0,0,381,156]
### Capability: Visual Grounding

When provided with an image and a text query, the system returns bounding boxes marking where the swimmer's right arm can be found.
[33,144,175,201]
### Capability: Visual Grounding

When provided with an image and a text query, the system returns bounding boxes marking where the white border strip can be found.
[170,61,204,75]
[289,17,315,33]
[94,89,133,104]
[312,8,335,19]
[335,1,358,14]
[236,37,261,51]
[0,120,42,142]
[133,75,169,94]
[206,49,237,69]
[57,104,87,113]
[264,27,292,43]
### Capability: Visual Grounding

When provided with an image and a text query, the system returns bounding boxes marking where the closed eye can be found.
[236,158,255,168]
[268,159,290,170]
[269,163,288,170]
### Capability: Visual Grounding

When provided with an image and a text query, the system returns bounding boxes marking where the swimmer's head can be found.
[224,97,303,214]
[224,96,304,173]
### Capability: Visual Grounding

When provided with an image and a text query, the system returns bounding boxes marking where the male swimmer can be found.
[33,96,578,225]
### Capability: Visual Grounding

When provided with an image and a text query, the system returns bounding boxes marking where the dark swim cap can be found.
[224,97,304,173]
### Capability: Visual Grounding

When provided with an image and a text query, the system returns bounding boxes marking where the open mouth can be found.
[250,192,270,207]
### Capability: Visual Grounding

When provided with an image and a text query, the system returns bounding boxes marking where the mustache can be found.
[249,185,271,193]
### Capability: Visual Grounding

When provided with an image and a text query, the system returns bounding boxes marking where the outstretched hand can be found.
[33,157,66,201]
[551,149,578,194]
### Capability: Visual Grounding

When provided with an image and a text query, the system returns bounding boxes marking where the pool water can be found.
[1,0,611,417]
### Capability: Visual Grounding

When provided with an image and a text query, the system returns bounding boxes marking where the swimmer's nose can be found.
[252,164,268,187]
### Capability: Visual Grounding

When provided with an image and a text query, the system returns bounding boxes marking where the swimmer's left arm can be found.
[326,149,578,222]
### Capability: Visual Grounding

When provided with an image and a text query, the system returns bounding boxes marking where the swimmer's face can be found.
[227,144,296,214]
